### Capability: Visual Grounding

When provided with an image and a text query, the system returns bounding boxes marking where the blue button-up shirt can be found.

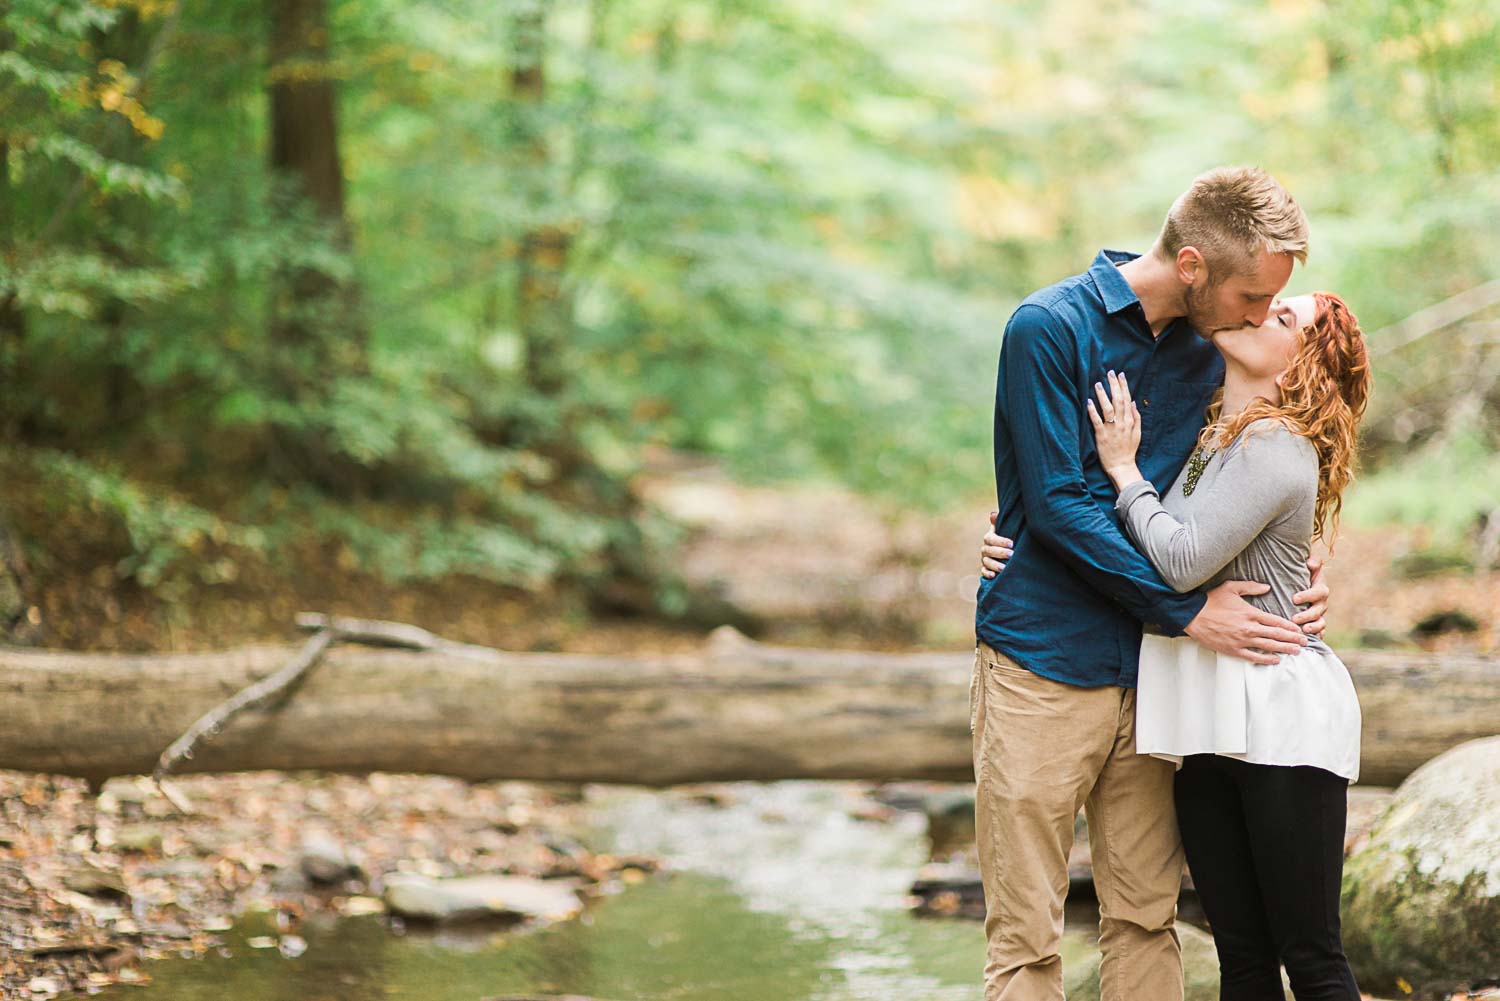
[975,249,1225,688]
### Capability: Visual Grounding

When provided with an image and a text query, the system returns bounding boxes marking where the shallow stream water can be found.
[81,781,1120,1001]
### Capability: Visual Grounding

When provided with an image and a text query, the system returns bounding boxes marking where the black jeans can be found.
[1174,753,1362,1001]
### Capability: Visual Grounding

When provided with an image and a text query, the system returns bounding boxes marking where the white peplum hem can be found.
[1135,633,1362,783]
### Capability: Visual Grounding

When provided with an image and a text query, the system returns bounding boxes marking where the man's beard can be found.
[1185,281,1238,336]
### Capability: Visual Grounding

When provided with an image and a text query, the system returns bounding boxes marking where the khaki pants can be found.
[969,641,1185,1001]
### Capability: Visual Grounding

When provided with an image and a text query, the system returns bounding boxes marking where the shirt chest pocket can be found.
[1136,378,1217,453]
[1149,379,1219,427]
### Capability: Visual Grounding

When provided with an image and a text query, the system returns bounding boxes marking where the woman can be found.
[983,291,1372,1000]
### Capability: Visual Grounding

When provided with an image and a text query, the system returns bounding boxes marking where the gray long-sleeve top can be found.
[1114,417,1327,648]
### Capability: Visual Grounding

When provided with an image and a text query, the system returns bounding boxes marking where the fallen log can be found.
[1,629,1495,788]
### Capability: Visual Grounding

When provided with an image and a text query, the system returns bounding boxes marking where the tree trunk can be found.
[0,79,40,644]
[502,3,666,613]
[1,633,1493,789]
[0,514,37,645]
[268,0,349,228]
[510,1,572,400]
[265,0,368,493]
[0,133,20,436]
[87,10,153,446]
[0,81,31,448]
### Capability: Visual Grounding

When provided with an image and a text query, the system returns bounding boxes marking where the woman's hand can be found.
[1085,370,1144,491]
[980,511,1014,578]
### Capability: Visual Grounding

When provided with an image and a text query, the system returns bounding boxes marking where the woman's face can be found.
[1212,293,1318,383]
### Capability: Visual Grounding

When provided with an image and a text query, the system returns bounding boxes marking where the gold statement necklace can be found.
[1181,443,1218,497]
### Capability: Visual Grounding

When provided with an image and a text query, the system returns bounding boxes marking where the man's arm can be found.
[979,511,1311,662]
[999,304,1206,633]
[980,510,1328,626]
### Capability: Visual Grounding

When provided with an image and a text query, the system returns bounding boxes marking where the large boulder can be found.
[1341,735,1500,993]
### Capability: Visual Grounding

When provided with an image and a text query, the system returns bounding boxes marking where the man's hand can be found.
[981,511,1014,578]
[1184,580,1309,665]
[1292,554,1330,637]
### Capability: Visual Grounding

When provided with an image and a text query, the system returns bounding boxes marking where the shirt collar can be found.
[1089,249,1143,315]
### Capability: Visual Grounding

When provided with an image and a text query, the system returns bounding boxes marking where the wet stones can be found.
[59,863,128,901]
[298,830,365,886]
[381,873,584,925]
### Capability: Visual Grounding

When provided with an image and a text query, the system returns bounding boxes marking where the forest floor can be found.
[1,455,1496,998]
[634,450,1499,657]
[0,772,659,999]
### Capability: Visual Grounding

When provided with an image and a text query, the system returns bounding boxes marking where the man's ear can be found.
[1176,246,1205,286]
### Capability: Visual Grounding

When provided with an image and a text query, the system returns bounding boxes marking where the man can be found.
[969,166,1331,1001]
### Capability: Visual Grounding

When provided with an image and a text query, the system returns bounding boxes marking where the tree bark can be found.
[0,515,37,645]
[265,0,369,493]
[1,633,1494,789]
[268,0,349,228]
[0,69,40,644]
[87,9,153,446]
[0,138,25,447]
[510,0,573,400]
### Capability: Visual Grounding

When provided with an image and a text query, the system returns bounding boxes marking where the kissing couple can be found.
[969,166,1372,1000]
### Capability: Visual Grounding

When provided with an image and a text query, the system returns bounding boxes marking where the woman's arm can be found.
[1114,425,1313,593]
[1086,375,1310,592]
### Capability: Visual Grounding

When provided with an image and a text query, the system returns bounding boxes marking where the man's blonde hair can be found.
[1152,166,1309,281]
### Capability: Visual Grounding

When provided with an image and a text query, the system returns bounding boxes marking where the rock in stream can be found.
[1341,736,1500,994]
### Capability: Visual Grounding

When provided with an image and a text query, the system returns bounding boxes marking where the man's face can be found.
[1183,247,1296,337]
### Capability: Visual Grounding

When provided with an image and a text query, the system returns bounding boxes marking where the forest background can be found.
[2,0,1497,654]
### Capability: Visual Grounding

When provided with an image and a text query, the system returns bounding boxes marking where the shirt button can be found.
[1142,399,1151,406]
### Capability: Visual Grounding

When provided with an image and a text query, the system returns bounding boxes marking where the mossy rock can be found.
[1341,736,1500,994]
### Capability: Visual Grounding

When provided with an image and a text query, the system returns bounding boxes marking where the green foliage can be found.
[1345,430,1500,541]
[19,447,266,590]
[3,0,1496,606]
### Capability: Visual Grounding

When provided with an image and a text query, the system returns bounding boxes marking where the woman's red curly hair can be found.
[1196,291,1373,547]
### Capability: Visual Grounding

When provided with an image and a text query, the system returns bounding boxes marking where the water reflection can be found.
[82,868,945,1001]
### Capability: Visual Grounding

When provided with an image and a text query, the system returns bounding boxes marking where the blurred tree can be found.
[1,0,1496,626]
[266,0,372,494]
